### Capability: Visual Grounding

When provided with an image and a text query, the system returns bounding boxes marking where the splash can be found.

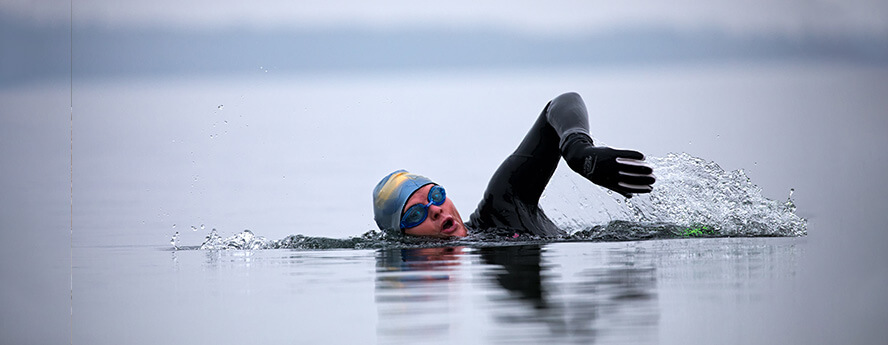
[188,152,806,250]
[629,153,806,237]
[543,152,806,237]
[199,228,268,250]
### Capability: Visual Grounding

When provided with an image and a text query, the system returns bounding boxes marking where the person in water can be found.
[372,92,656,238]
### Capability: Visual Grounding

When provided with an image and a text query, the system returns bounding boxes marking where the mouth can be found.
[441,217,457,235]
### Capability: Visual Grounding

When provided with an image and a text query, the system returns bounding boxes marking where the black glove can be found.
[561,133,655,198]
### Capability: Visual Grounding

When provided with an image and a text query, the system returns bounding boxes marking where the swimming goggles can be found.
[400,185,446,229]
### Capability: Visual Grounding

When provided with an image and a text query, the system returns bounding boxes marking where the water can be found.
[4,62,888,344]
[73,238,802,344]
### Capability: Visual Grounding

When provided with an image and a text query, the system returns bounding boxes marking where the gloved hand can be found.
[561,133,655,198]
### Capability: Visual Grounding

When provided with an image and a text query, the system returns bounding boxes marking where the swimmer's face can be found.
[402,184,467,238]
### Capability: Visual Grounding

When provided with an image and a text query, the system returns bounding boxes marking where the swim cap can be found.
[372,170,435,231]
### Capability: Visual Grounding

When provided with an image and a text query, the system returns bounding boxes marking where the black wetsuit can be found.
[466,92,592,237]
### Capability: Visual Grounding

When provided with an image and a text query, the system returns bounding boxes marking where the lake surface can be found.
[3,61,888,343]
[73,238,802,345]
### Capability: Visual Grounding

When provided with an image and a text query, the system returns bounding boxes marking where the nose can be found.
[428,204,444,220]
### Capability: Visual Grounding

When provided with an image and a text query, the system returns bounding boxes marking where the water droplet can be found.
[191,225,197,231]
[716,134,720,139]
[789,188,795,199]
[224,120,228,125]
[172,223,176,229]
[218,105,224,109]
[170,231,179,247]
[200,224,205,230]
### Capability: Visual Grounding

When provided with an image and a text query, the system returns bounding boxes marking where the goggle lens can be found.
[400,185,446,229]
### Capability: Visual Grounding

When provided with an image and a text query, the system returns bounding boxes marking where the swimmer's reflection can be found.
[376,246,464,286]
[479,245,658,343]
[374,245,658,343]
[478,245,547,308]
[375,246,466,338]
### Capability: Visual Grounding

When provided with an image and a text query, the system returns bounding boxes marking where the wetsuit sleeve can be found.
[509,92,593,204]
[468,92,591,236]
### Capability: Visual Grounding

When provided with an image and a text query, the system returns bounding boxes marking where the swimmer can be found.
[372,92,656,238]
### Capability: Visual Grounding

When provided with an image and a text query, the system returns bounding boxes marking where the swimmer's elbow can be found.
[552,92,583,104]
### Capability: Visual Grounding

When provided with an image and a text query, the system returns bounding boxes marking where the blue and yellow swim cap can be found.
[372,170,435,231]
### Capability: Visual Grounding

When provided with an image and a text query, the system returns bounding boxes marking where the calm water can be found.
[73,238,801,345]
[3,62,888,343]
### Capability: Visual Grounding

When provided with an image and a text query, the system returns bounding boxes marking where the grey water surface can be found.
[3,62,888,344]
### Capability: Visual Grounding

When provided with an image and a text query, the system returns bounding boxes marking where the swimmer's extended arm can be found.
[547,93,655,198]
[469,92,654,234]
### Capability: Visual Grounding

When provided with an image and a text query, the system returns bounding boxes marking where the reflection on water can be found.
[375,247,466,339]
[69,238,801,344]
[375,244,659,344]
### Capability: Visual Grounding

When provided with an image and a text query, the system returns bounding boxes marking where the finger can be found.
[612,149,645,160]
[600,182,635,198]
[616,158,653,175]
[617,182,653,194]
[619,171,656,185]
[607,186,633,198]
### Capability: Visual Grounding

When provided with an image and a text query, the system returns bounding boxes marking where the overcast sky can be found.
[4,0,888,35]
